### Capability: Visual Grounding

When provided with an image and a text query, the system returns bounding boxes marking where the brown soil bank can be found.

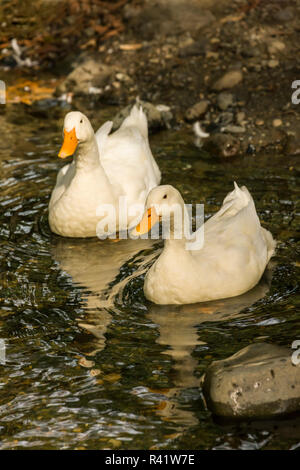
[1,0,300,155]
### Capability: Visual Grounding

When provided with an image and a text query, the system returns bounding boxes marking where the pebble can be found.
[185,100,210,121]
[236,111,246,125]
[218,112,233,126]
[268,59,279,68]
[274,7,294,23]
[212,70,243,91]
[273,119,282,127]
[268,40,285,55]
[217,92,234,111]
[256,119,264,126]
[222,125,245,134]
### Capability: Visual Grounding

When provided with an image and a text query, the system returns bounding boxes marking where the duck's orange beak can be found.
[58,127,78,158]
[132,207,160,236]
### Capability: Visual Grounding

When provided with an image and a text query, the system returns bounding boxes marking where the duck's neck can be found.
[163,206,190,251]
[75,136,102,172]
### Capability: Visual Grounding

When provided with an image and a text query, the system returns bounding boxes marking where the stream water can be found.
[0,102,299,449]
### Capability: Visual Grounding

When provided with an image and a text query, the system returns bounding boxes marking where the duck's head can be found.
[133,185,185,236]
[58,111,94,158]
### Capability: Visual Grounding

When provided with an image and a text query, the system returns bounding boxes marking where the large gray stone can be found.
[126,0,216,40]
[202,342,300,418]
[57,58,118,95]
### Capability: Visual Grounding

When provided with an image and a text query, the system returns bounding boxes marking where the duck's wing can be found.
[214,182,251,219]
[96,105,161,209]
[95,120,113,156]
[203,182,276,264]
[118,105,161,185]
[49,161,75,209]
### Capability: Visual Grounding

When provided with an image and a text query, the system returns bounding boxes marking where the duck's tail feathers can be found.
[261,227,276,263]
[217,182,252,218]
[120,104,148,139]
[95,120,113,154]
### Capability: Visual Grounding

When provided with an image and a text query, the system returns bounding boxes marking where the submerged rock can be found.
[112,100,173,132]
[202,132,240,158]
[202,342,300,419]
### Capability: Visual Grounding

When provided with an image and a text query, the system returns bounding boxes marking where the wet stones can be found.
[202,342,300,419]
[217,92,234,111]
[212,70,243,91]
[202,132,240,158]
[56,59,118,95]
[185,100,210,121]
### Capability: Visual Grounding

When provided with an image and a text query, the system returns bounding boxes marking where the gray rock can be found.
[128,0,215,40]
[57,58,118,95]
[285,134,300,156]
[112,100,173,132]
[185,100,210,121]
[178,39,210,58]
[212,70,243,91]
[236,111,246,125]
[202,133,240,158]
[274,7,294,23]
[217,92,234,111]
[222,125,245,134]
[218,112,233,126]
[202,342,300,418]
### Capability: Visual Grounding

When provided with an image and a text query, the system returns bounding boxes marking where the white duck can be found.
[132,183,276,305]
[49,106,161,237]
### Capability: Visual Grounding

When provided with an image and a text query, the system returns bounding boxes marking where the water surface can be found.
[0,103,299,449]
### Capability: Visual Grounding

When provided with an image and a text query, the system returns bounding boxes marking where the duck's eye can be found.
[80,119,83,123]
[163,194,167,199]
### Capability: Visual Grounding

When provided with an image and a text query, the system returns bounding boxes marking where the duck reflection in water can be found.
[51,237,158,353]
[51,238,273,429]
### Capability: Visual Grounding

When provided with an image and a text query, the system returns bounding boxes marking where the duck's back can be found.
[96,106,161,210]
[193,183,276,298]
[146,183,276,304]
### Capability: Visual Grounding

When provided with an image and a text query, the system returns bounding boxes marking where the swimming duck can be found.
[132,183,276,305]
[49,106,161,237]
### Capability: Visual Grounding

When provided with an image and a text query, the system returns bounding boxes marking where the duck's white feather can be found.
[96,105,161,207]
[144,183,276,305]
[49,107,160,237]
[95,120,113,155]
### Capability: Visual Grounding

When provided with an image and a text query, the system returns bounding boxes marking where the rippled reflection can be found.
[0,108,299,450]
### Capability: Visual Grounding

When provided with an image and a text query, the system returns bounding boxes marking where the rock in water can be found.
[202,342,300,418]
[202,133,240,158]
